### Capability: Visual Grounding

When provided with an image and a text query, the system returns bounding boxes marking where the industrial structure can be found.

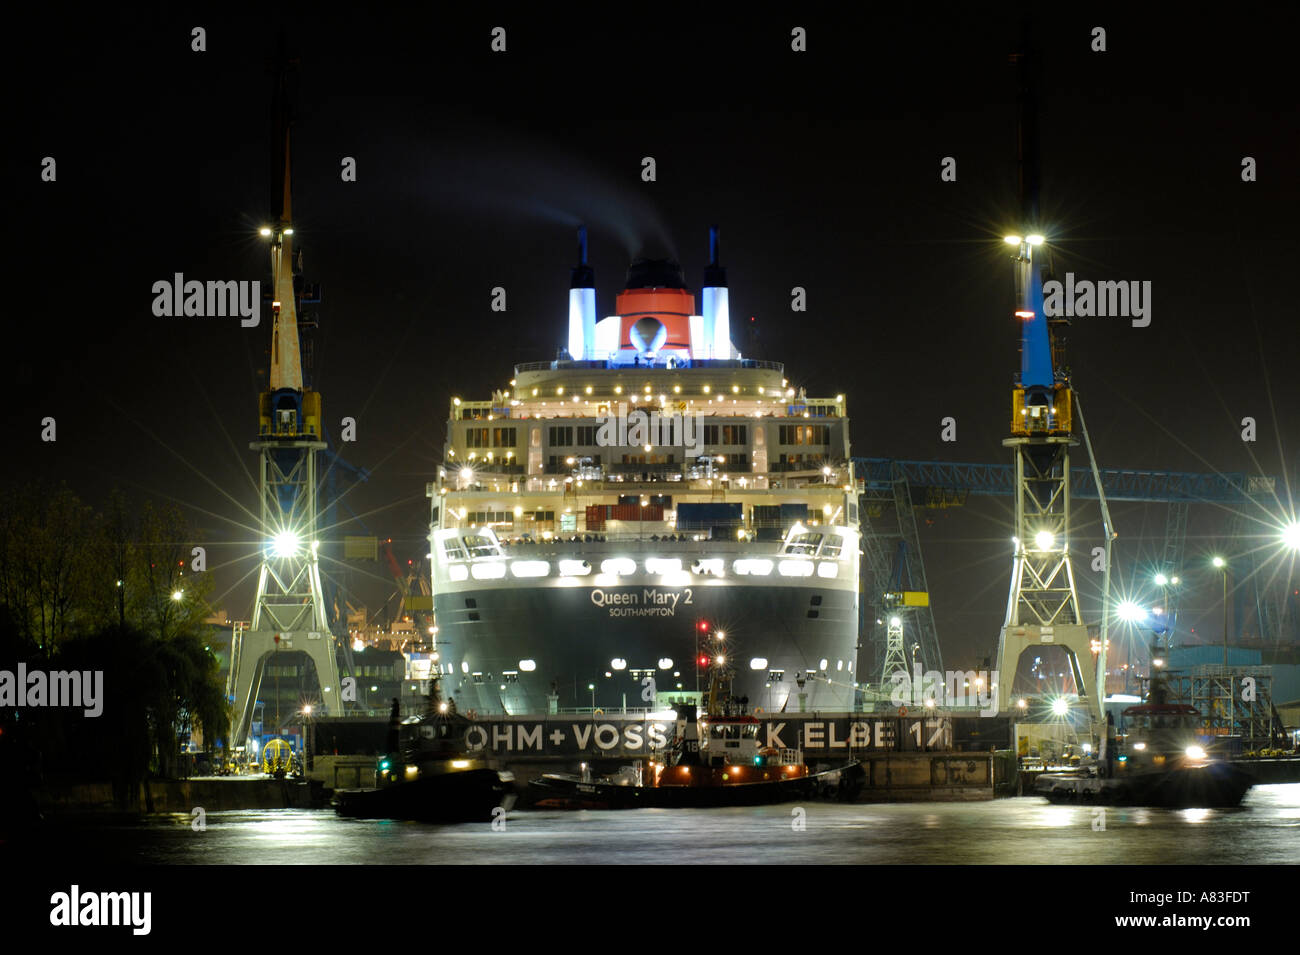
[227,61,343,747]
[990,45,1108,741]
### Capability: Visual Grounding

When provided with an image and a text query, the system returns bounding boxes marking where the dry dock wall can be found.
[468,713,1015,802]
[457,712,1010,760]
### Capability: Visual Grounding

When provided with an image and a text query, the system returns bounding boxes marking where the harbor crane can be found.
[228,55,343,748]
[990,44,1111,742]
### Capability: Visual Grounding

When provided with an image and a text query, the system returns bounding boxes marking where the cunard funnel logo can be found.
[595,402,704,457]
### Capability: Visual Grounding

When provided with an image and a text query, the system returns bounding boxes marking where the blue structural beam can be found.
[853,458,1261,503]
[1019,259,1054,392]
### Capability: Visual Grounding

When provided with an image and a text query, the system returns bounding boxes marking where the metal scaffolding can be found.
[1158,665,1287,749]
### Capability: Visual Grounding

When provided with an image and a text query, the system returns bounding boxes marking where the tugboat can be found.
[529,627,864,809]
[1035,633,1253,808]
[334,683,516,823]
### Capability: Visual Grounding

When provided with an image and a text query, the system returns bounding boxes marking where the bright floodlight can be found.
[1003,235,1022,245]
[1212,556,1226,569]
[271,531,300,558]
[1034,530,1054,550]
[459,466,473,480]
[1051,698,1069,716]
[1026,234,1045,246]
[1154,573,1168,587]
[171,590,184,602]
[259,226,272,237]
[302,705,312,715]
[889,616,902,628]
[1282,522,1300,551]
[1117,601,1143,622]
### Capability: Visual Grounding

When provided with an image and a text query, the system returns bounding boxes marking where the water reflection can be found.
[24,784,1300,865]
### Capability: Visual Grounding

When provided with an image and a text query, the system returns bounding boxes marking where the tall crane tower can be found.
[992,45,1105,736]
[228,56,343,748]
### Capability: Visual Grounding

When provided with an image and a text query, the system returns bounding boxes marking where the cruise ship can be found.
[427,228,861,715]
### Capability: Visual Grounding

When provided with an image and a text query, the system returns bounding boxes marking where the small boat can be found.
[530,626,863,809]
[334,686,516,823]
[1035,634,1253,808]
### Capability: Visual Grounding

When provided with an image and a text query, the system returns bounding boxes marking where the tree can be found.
[135,499,211,642]
[0,483,95,651]
[0,483,229,789]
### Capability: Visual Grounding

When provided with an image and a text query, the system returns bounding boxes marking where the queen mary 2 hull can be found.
[429,539,860,715]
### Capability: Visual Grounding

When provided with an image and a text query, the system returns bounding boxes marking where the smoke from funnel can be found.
[416,128,674,258]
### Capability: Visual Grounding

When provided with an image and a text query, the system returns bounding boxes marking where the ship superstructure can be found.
[427,228,860,715]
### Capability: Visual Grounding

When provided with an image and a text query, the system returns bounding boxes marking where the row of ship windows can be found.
[456,405,841,421]
[546,425,755,446]
[465,427,518,448]
[466,510,556,524]
[436,659,854,682]
[540,453,753,471]
[441,556,845,581]
[459,424,829,449]
[462,452,818,474]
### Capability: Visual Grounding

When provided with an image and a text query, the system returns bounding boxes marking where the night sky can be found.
[6,7,1298,665]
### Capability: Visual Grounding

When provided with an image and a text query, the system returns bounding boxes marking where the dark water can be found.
[33,783,1300,864]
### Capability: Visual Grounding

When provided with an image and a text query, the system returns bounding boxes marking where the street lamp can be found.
[1153,571,1179,639]
[1283,521,1300,552]
[301,705,313,774]
[270,530,301,558]
[1212,557,1228,671]
[588,682,596,711]
[1117,600,1144,622]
